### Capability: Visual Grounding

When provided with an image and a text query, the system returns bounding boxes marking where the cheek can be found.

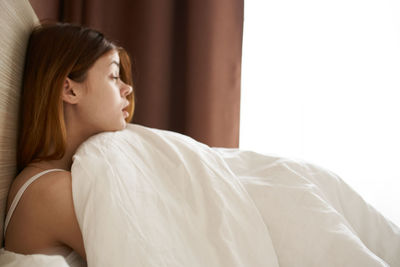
[89,93,119,117]
[87,80,119,109]
[78,78,125,129]
[87,86,123,122]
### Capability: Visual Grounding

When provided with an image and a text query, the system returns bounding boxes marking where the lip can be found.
[122,101,129,110]
[122,101,130,118]
[122,101,130,113]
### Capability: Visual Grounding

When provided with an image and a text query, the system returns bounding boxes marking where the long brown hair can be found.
[17,23,135,172]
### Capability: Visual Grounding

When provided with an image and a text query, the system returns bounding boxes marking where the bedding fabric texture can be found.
[0,248,70,267]
[71,123,400,267]
[0,248,85,267]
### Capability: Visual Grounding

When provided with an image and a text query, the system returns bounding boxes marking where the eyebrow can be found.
[110,60,120,67]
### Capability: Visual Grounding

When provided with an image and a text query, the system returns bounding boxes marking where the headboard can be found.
[0,0,39,247]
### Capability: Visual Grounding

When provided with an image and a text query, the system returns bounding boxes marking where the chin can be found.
[116,120,127,131]
[100,121,126,133]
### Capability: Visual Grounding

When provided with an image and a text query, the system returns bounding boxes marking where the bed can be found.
[0,1,399,267]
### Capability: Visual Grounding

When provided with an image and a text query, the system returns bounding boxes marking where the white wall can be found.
[240,0,400,226]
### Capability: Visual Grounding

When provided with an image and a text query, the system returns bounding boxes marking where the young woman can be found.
[3,23,135,266]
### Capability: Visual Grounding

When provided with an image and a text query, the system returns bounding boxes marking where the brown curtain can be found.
[29,0,244,148]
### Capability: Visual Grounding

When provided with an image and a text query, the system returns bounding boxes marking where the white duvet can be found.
[0,249,71,267]
[69,123,399,267]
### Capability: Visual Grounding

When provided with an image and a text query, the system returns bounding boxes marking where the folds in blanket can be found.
[71,124,400,266]
[213,147,400,267]
[71,124,279,267]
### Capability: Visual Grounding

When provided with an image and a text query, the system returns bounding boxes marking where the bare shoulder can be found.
[35,170,74,210]
[33,171,87,260]
[8,170,71,207]
[5,170,86,260]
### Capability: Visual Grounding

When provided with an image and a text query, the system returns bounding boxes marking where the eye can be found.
[111,75,120,81]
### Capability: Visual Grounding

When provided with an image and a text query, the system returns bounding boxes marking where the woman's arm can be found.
[41,171,87,261]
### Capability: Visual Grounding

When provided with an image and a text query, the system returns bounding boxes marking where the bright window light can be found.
[240,0,400,226]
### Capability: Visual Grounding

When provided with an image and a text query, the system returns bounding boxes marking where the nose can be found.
[121,82,133,97]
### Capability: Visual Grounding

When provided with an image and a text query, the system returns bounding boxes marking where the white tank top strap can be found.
[3,168,66,237]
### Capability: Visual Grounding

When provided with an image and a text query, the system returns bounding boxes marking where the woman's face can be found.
[74,49,132,134]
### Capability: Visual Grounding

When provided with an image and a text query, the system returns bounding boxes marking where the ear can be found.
[62,77,82,104]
